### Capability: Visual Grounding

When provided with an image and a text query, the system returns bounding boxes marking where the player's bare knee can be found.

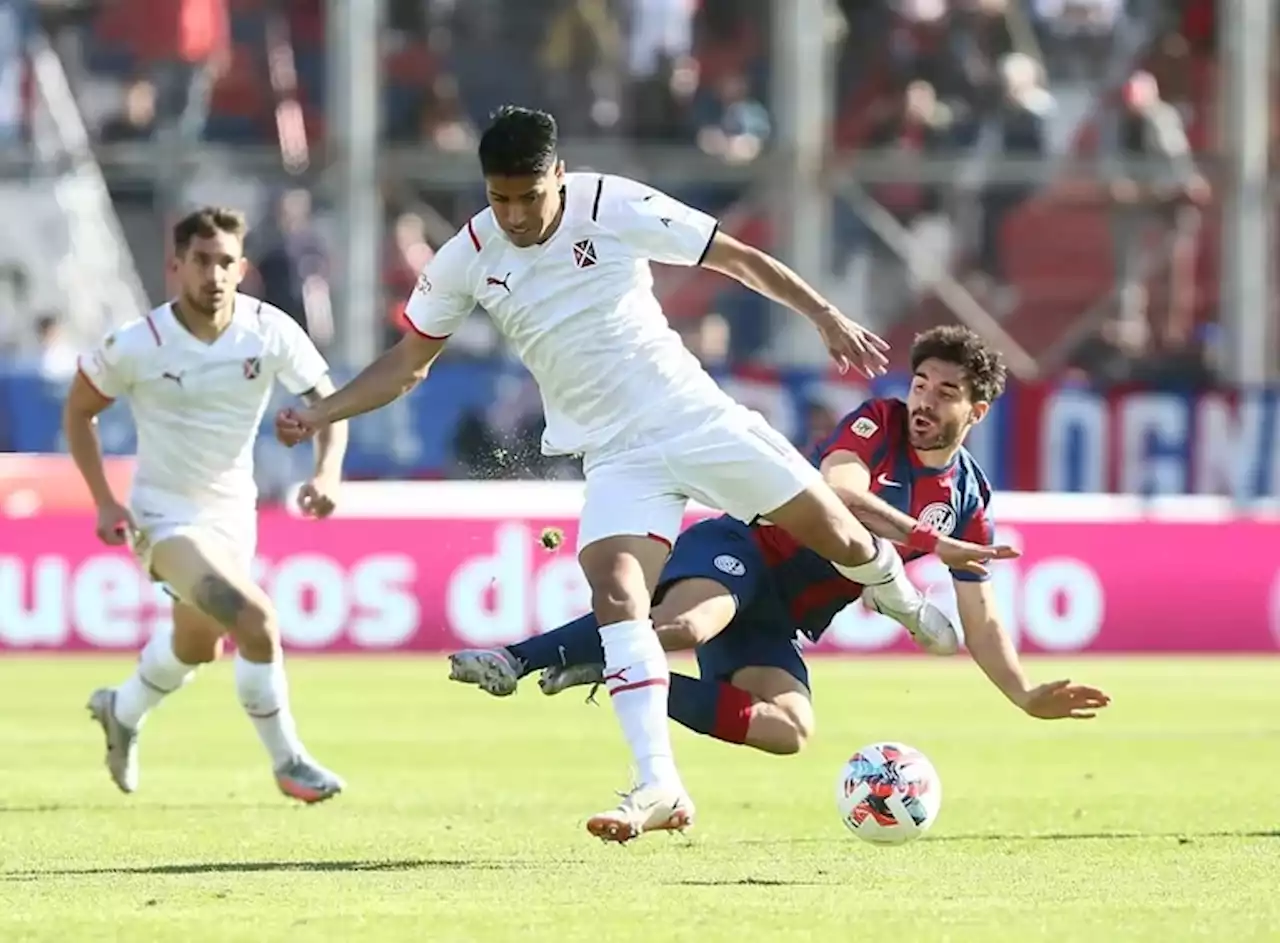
[653,610,713,651]
[590,582,650,625]
[750,701,814,755]
[192,575,278,661]
[781,704,815,753]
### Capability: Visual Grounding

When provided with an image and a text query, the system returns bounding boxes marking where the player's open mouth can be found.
[911,414,936,433]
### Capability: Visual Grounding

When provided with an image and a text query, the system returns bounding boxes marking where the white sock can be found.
[113,627,197,729]
[234,655,306,769]
[832,537,919,602]
[598,619,681,790]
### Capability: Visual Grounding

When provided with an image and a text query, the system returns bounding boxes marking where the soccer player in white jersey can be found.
[276,107,984,841]
[64,207,349,803]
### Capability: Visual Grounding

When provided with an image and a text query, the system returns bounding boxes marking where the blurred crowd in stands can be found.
[0,0,1276,480]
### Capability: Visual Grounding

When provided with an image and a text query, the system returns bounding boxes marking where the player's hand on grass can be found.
[814,308,890,379]
[935,536,1020,577]
[1019,679,1112,720]
[95,501,136,546]
[275,407,320,447]
[297,476,339,519]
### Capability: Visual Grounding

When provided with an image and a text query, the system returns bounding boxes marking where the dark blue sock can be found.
[668,673,753,744]
[507,615,604,677]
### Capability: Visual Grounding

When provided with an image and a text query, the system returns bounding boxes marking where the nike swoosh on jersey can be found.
[877,474,903,488]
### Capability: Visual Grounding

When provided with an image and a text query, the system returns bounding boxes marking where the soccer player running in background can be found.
[64,208,349,802]
[454,327,1111,753]
[275,107,1010,842]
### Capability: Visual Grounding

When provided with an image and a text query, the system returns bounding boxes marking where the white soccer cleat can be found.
[538,663,605,697]
[862,584,960,655]
[86,687,139,794]
[448,648,522,697]
[586,784,695,844]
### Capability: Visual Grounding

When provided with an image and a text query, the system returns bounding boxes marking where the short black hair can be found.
[909,326,1007,403]
[173,206,248,255]
[478,106,558,177]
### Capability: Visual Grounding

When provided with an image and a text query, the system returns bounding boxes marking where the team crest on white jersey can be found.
[851,416,878,438]
[572,238,597,268]
[918,502,957,536]
[242,357,262,380]
[714,554,746,577]
[416,271,432,294]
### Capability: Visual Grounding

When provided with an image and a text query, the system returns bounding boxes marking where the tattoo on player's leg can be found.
[193,575,249,630]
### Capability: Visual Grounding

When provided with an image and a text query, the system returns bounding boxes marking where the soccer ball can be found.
[835,741,942,845]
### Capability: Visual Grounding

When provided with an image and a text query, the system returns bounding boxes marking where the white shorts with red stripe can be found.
[127,488,257,591]
[576,404,821,553]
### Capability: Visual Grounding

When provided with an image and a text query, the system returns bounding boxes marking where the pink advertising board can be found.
[1,508,1277,653]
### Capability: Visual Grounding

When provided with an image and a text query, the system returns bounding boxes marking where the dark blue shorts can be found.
[655,515,810,690]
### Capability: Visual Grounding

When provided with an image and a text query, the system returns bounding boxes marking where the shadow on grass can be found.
[0,802,291,814]
[669,877,839,887]
[927,830,1280,843]
[730,830,1280,846]
[2,858,544,879]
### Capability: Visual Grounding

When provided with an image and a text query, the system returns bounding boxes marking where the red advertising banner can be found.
[2,512,1277,654]
[0,455,134,516]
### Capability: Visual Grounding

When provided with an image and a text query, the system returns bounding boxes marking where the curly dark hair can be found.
[909,326,1007,403]
[478,106,558,177]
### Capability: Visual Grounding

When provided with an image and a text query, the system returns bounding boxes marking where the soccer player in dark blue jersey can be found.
[451,327,1111,754]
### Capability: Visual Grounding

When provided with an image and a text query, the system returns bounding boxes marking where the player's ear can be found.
[236,256,249,281]
[553,159,565,183]
[969,400,990,425]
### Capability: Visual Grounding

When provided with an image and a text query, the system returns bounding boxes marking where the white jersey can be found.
[404,172,737,456]
[77,294,329,510]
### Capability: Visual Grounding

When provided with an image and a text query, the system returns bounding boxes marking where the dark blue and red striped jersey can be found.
[751,397,995,641]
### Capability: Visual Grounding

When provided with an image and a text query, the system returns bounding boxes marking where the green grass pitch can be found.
[1,656,1277,942]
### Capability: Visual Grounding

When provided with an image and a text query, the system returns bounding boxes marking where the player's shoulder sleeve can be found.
[403,222,481,340]
[950,453,996,583]
[813,397,900,467]
[76,314,159,399]
[595,174,719,267]
[258,299,330,395]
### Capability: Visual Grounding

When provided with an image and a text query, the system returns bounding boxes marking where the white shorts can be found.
[128,489,257,584]
[577,405,822,553]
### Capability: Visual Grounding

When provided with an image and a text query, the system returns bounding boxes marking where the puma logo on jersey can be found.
[659,217,672,228]
[486,273,512,292]
[161,372,183,387]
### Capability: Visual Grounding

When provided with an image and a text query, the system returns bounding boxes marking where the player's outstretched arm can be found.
[700,231,889,378]
[277,333,445,445]
[278,224,475,445]
[821,450,1017,576]
[956,580,1111,720]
